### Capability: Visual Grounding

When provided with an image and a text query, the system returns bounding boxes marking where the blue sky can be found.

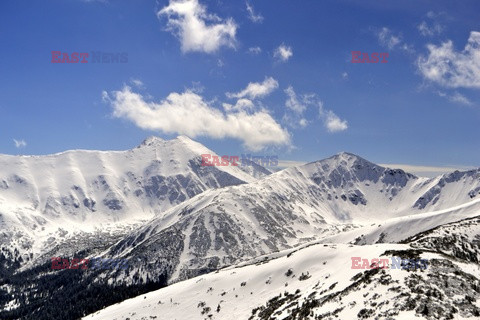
[0,0,479,170]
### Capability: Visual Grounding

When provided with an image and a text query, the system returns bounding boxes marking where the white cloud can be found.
[13,139,26,148]
[449,92,472,105]
[342,72,348,80]
[226,77,279,100]
[418,21,443,37]
[377,27,401,50]
[130,78,144,88]
[417,31,480,88]
[284,86,306,114]
[104,86,290,151]
[248,46,262,55]
[298,118,308,128]
[222,98,254,112]
[283,86,309,128]
[418,11,445,37]
[426,11,437,19]
[438,91,473,105]
[324,111,348,133]
[274,44,293,62]
[157,0,237,53]
[283,86,348,132]
[246,2,263,23]
[376,27,414,53]
[188,81,205,93]
[318,100,348,133]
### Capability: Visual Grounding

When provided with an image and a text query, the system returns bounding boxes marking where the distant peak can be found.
[313,152,379,169]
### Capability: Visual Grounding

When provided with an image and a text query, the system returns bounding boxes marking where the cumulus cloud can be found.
[13,139,27,148]
[274,44,293,62]
[157,0,237,53]
[226,77,279,100]
[246,2,263,23]
[104,86,290,151]
[417,31,480,88]
[248,46,262,55]
[222,98,255,112]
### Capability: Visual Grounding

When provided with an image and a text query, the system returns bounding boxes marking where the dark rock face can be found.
[469,186,480,199]
[414,187,442,209]
[347,190,367,205]
[0,180,8,189]
[381,169,413,187]
[103,198,123,211]
[83,198,96,211]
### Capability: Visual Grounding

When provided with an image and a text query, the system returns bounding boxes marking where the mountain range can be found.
[0,136,479,320]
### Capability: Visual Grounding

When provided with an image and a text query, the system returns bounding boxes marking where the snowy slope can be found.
[318,196,480,245]
[84,239,480,320]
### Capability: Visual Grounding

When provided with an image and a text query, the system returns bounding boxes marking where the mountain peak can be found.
[139,136,164,147]
[334,151,360,159]
[139,135,198,148]
[326,151,373,166]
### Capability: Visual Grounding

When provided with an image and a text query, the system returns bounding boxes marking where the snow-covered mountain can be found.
[0,136,267,266]
[98,152,480,284]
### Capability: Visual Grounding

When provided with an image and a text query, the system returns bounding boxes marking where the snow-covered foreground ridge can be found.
[85,230,480,320]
